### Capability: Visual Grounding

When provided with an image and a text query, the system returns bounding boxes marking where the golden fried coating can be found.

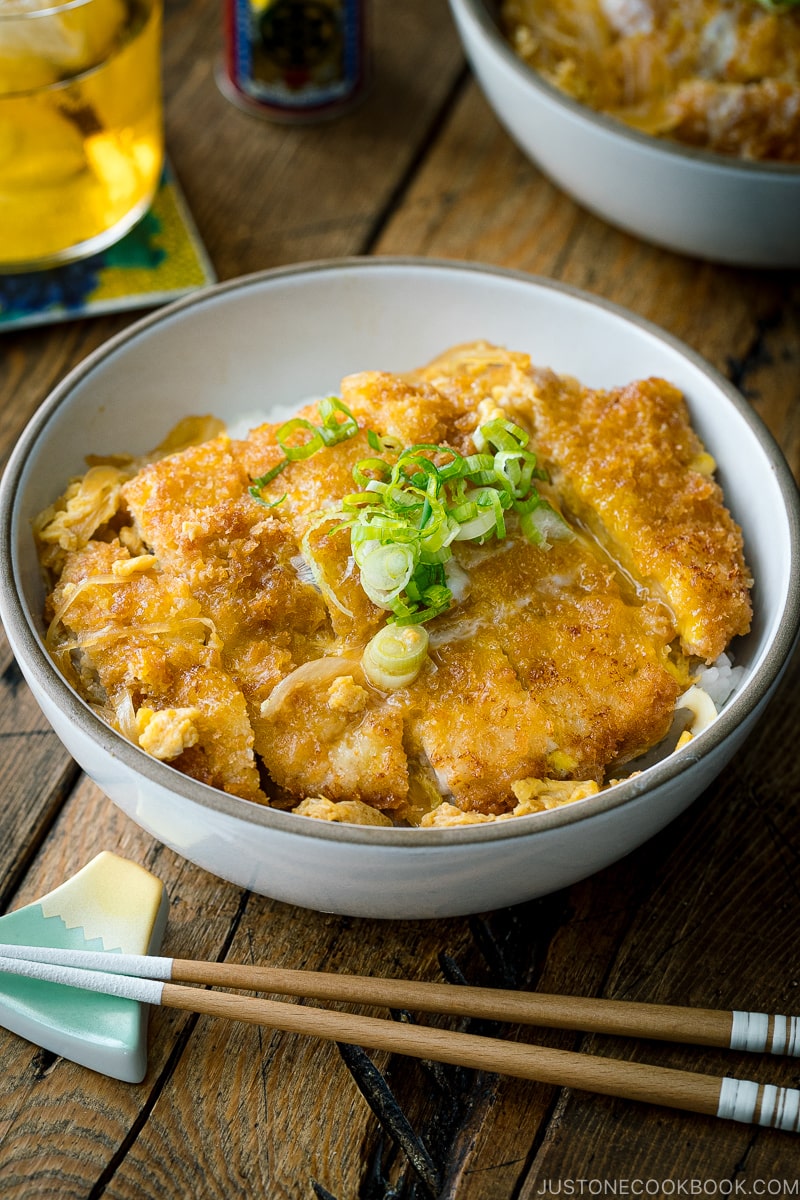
[36,342,752,823]
[121,436,330,710]
[47,540,265,803]
[522,369,753,662]
[416,342,752,663]
[258,667,410,809]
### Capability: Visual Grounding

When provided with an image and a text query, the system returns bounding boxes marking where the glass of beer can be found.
[0,0,163,271]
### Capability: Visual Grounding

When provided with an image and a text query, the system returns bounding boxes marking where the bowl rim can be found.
[2,255,799,848]
[450,0,800,178]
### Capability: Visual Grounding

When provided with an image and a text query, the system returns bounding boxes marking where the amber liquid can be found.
[0,0,163,270]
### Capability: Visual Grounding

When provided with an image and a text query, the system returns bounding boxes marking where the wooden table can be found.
[2,1,800,1194]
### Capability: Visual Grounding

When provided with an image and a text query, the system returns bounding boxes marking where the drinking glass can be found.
[0,0,163,271]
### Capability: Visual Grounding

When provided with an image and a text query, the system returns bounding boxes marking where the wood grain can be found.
[1,0,799,1193]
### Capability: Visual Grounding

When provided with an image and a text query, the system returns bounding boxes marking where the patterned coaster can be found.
[0,163,216,333]
[0,853,169,1082]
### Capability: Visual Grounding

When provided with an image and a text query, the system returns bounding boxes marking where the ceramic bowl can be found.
[448,0,800,267]
[2,258,799,918]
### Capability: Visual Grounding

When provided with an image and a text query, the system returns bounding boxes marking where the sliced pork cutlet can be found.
[417,342,753,663]
[121,434,331,727]
[256,663,410,810]
[238,414,386,647]
[47,539,266,803]
[399,532,681,816]
[447,531,684,786]
[520,368,753,662]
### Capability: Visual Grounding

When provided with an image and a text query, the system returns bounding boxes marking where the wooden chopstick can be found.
[0,950,798,1133]
[1,942,797,1058]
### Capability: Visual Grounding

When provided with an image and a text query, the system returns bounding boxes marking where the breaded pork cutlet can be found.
[231,370,686,814]
[36,342,753,824]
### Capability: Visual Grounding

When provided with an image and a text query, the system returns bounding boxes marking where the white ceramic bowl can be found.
[2,259,799,917]
[448,0,800,267]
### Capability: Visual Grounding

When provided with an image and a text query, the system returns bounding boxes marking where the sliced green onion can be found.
[276,418,325,461]
[353,457,392,489]
[250,490,287,509]
[462,453,495,476]
[248,459,289,506]
[453,506,496,541]
[395,453,440,488]
[474,417,529,453]
[449,499,478,523]
[478,487,507,538]
[513,493,541,516]
[359,544,415,606]
[362,624,430,689]
[249,398,360,504]
[495,449,540,497]
[250,459,288,490]
[340,491,377,508]
[252,405,573,626]
[318,396,359,446]
[366,429,405,454]
[393,584,451,626]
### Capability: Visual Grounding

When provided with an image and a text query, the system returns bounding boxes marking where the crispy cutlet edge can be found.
[514,368,753,664]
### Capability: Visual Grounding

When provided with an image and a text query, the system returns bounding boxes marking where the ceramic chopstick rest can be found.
[0,852,168,1082]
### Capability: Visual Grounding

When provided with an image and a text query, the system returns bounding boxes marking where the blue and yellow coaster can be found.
[0,852,169,1082]
[0,162,216,333]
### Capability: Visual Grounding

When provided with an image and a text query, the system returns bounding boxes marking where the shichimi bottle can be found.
[219,0,369,123]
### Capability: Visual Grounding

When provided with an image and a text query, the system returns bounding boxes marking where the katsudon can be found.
[34,342,752,827]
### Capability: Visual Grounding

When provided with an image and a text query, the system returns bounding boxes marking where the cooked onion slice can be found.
[260,656,362,719]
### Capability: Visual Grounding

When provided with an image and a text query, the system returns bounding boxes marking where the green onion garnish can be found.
[249,458,289,505]
[249,396,360,505]
[362,624,430,690]
[317,396,359,446]
[249,401,574,623]
[323,416,573,625]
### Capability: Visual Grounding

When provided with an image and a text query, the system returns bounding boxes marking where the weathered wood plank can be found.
[0,626,82,903]
[0,777,247,1196]
[1,5,799,1195]
[161,0,466,279]
[0,318,133,473]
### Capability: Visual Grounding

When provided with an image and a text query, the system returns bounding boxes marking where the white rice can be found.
[694,651,745,709]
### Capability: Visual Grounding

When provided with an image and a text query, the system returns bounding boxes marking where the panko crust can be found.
[418,342,752,663]
[520,369,753,663]
[122,437,331,712]
[48,540,266,803]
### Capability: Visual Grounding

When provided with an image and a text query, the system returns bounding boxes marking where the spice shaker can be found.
[219,0,369,123]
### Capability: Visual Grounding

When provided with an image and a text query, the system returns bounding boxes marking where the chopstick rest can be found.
[0,855,168,1083]
[0,949,798,1132]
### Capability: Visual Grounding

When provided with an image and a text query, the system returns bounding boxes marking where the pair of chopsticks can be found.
[1,943,798,1132]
